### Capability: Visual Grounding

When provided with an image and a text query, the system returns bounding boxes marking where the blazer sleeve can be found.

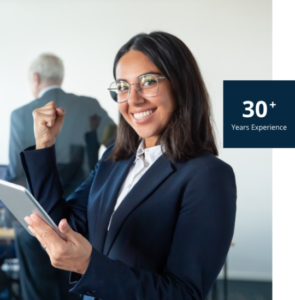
[69,160,237,300]
[5,110,26,182]
[20,144,111,236]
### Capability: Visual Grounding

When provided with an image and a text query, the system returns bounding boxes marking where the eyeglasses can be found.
[108,74,166,103]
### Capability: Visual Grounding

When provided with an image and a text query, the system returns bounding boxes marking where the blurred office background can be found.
[0,0,272,299]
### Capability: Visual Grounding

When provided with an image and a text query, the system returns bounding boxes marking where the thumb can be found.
[58,219,75,238]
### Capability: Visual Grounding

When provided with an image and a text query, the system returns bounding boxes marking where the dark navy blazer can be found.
[20,144,236,300]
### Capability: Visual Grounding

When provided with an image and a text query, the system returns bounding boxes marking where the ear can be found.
[32,72,41,85]
[29,72,41,99]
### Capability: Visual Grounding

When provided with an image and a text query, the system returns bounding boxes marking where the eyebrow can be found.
[116,71,162,82]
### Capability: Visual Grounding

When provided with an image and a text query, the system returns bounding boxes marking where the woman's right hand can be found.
[33,101,66,149]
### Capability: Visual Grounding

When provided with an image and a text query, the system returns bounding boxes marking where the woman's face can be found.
[116,50,176,148]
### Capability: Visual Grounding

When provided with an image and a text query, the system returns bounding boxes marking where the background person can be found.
[23,32,236,300]
[3,53,116,300]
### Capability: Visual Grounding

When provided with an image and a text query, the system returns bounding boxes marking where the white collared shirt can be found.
[38,86,61,98]
[108,140,163,230]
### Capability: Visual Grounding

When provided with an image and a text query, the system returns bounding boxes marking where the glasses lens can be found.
[109,81,129,103]
[138,74,158,97]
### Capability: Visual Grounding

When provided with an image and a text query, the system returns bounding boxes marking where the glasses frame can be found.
[108,74,166,103]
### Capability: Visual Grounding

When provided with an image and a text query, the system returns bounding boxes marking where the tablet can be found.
[0,180,67,240]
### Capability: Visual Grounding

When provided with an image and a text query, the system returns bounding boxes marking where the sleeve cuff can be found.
[69,247,114,297]
[69,272,82,284]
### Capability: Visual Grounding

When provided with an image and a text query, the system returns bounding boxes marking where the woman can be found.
[23,32,236,300]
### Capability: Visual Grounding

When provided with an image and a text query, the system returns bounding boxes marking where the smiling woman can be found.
[22,31,236,300]
[110,32,218,160]
[114,50,176,149]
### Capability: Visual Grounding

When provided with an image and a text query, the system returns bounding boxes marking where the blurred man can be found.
[4,53,116,300]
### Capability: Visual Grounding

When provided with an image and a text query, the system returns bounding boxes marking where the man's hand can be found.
[32,101,66,149]
[24,214,92,274]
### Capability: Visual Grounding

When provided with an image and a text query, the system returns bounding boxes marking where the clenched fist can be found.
[33,101,66,149]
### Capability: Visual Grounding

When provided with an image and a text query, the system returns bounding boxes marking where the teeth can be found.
[134,110,153,120]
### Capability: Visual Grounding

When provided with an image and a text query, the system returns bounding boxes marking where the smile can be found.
[133,109,156,120]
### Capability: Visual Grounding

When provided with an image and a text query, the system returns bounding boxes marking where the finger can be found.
[36,107,58,115]
[56,108,66,117]
[25,215,50,248]
[33,108,56,120]
[35,112,57,128]
[24,217,46,247]
[28,226,36,236]
[44,101,57,109]
[27,227,52,256]
[24,217,36,235]
[26,214,60,252]
[33,102,57,115]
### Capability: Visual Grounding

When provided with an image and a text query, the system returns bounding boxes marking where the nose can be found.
[127,84,145,105]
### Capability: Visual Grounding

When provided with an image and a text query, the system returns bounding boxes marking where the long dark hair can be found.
[110,31,218,162]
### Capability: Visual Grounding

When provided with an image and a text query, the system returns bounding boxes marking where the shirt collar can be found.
[135,140,163,166]
[38,86,61,98]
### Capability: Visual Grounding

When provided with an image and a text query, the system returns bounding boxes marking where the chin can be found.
[136,131,160,142]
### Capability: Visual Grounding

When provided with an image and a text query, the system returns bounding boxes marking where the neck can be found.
[144,136,158,148]
[35,82,61,99]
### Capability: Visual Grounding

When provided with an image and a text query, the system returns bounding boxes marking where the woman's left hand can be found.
[24,214,92,274]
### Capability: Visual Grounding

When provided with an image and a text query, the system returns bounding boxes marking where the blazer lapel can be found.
[103,155,175,255]
[94,155,135,252]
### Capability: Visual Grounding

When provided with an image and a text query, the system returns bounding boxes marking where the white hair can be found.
[29,53,64,84]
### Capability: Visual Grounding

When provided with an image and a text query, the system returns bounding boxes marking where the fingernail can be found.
[28,226,36,234]
[24,217,32,225]
[61,219,67,229]
[31,214,38,221]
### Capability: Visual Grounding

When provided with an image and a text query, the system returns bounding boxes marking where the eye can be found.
[117,81,129,93]
[140,75,157,88]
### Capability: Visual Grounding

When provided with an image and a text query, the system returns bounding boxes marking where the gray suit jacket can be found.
[5,87,115,188]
